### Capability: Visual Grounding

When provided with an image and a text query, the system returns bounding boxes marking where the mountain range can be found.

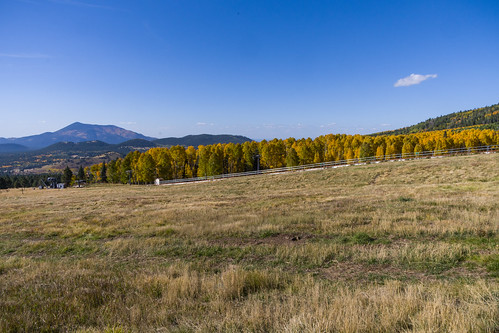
[0,122,252,153]
[0,122,156,151]
[0,123,253,173]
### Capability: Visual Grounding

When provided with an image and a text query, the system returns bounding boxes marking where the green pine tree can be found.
[77,165,85,181]
[100,163,107,183]
[62,166,73,187]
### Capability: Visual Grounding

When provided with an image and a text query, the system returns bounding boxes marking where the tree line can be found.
[81,128,498,184]
[0,166,83,189]
[0,173,62,189]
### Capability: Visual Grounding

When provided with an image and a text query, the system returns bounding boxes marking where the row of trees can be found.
[82,128,498,184]
[0,173,62,189]
[0,168,79,189]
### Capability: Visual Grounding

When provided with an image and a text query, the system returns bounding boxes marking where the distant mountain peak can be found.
[60,121,85,130]
[0,122,157,150]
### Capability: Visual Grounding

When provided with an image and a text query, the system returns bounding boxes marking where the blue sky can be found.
[1,0,498,140]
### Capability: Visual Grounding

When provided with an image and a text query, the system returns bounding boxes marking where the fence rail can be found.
[157,145,499,185]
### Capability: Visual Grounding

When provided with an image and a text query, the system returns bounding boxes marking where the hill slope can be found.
[0,139,160,173]
[0,143,29,153]
[374,102,499,135]
[0,153,497,331]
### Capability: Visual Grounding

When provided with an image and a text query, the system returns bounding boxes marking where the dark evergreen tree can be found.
[77,165,85,181]
[0,177,7,189]
[107,160,118,183]
[62,166,73,187]
[100,162,107,183]
[120,153,133,184]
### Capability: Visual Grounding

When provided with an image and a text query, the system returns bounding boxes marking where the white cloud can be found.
[394,73,437,87]
[319,122,337,128]
[196,122,214,126]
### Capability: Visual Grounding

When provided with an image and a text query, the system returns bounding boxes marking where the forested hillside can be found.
[374,103,499,135]
[154,134,251,147]
[84,128,498,184]
[0,140,149,174]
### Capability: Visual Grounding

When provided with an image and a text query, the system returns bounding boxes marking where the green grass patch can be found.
[472,254,499,277]
[397,196,414,202]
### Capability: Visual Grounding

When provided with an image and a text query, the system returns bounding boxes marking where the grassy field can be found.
[0,153,498,332]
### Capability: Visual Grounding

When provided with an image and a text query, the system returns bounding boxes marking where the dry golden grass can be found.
[0,153,498,332]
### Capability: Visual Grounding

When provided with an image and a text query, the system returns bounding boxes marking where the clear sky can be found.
[1,0,499,140]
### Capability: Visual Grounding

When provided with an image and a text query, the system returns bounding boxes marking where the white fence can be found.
[156,145,498,185]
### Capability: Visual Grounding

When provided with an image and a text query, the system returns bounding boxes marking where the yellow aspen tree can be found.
[414,143,423,156]
[286,147,300,167]
[137,153,156,184]
[385,144,396,159]
[156,149,173,180]
[479,130,494,146]
[359,137,374,160]
[242,141,258,171]
[295,139,314,165]
[185,146,197,178]
[345,148,355,162]
[233,143,244,172]
[129,151,141,184]
[401,141,414,158]
[197,145,211,177]
[224,143,236,174]
[375,145,385,160]
[170,145,187,179]
[208,144,224,175]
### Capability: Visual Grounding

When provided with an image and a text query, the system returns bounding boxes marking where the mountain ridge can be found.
[0,124,253,172]
[0,143,29,153]
[0,122,253,153]
[372,102,499,136]
[0,122,156,150]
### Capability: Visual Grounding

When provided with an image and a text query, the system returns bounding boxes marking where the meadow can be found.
[0,153,498,332]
